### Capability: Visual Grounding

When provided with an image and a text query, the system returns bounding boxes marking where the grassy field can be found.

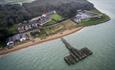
[51,13,62,21]
[44,13,63,26]
[60,19,77,29]
[34,19,77,39]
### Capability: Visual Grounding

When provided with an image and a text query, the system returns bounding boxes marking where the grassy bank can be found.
[80,14,110,26]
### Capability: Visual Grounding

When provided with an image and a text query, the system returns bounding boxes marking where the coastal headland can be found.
[0,0,110,56]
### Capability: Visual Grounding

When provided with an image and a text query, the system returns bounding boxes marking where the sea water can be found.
[0,0,115,70]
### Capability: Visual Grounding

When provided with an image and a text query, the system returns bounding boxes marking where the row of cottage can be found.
[18,10,56,33]
[6,11,56,47]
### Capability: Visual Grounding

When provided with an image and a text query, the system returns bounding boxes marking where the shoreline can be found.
[0,26,84,56]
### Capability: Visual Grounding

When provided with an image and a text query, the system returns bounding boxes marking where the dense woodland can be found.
[0,0,94,47]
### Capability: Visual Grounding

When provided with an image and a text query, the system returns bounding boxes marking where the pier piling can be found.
[61,38,93,65]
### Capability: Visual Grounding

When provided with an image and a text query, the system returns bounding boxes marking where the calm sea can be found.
[0,0,115,70]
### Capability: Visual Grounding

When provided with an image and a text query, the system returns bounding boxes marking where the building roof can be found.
[7,33,27,43]
[75,10,102,20]
[17,11,56,33]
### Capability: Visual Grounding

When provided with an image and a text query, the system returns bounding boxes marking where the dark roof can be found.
[7,33,27,42]
[17,11,56,33]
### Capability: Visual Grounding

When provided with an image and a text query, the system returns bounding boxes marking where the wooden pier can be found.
[61,38,93,65]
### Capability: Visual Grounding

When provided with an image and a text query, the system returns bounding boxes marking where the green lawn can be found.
[51,13,62,21]
[44,13,63,26]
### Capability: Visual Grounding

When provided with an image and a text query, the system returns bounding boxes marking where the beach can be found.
[0,26,84,56]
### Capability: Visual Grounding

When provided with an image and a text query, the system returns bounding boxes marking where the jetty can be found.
[61,38,93,65]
